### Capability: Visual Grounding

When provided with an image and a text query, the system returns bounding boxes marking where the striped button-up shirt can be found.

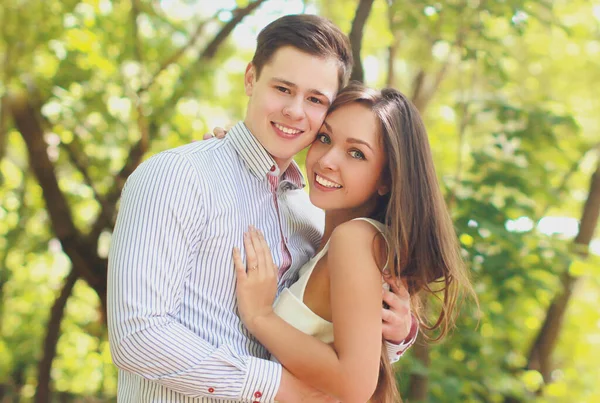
[108,122,412,403]
[108,122,323,402]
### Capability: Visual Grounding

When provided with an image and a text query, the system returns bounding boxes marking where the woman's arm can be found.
[234,222,384,403]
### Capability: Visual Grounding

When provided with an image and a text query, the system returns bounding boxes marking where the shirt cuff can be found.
[385,314,419,363]
[241,357,282,403]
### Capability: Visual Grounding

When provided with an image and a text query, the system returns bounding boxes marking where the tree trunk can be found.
[0,95,8,161]
[406,335,430,402]
[349,0,375,83]
[526,160,600,382]
[35,270,78,403]
[386,5,400,89]
[8,93,106,290]
[386,38,399,88]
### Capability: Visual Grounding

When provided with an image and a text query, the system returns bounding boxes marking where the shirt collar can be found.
[284,160,306,189]
[229,122,306,189]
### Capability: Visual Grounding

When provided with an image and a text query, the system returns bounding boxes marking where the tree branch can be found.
[90,0,268,237]
[349,0,375,83]
[34,270,79,403]
[138,13,216,94]
[60,138,104,205]
[540,142,600,217]
[386,3,401,88]
[8,92,105,290]
[0,178,28,334]
[152,0,266,120]
[0,96,8,162]
[199,0,268,61]
[526,159,600,383]
[131,0,144,63]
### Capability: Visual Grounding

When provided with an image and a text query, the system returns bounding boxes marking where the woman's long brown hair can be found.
[328,83,478,403]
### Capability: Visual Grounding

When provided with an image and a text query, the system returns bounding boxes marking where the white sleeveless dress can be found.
[272,218,389,345]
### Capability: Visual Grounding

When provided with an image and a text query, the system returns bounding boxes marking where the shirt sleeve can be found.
[107,151,281,402]
[385,314,419,363]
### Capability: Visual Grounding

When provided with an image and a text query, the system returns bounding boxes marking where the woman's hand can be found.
[233,226,279,332]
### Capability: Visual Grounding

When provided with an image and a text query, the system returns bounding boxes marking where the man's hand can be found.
[276,368,339,403]
[202,126,227,140]
[382,279,412,344]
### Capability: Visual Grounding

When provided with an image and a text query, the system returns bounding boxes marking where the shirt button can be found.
[254,391,263,398]
[270,165,276,172]
[208,387,215,393]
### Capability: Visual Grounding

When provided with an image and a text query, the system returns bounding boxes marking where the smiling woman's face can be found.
[305,102,389,216]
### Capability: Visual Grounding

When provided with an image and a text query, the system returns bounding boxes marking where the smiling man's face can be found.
[243,46,340,171]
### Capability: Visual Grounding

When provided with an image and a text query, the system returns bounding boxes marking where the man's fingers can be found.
[213,127,227,138]
[387,277,410,299]
[381,307,397,324]
[382,288,400,308]
[383,289,410,315]
[202,127,227,141]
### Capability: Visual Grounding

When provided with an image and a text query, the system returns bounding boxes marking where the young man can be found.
[107,15,416,402]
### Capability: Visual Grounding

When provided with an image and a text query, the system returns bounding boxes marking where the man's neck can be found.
[273,157,293,174]
[241,120,294,175]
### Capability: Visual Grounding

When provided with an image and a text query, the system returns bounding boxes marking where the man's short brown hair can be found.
[251,14,353,90]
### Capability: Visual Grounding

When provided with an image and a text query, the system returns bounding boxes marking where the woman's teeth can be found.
[315,174,342,189]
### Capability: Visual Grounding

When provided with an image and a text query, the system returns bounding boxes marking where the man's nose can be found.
[282,97,305,120]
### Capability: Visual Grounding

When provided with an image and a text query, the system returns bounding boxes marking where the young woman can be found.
[233,83,476,403]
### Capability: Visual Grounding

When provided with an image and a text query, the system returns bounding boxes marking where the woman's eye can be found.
[349,150,365,160]
[316,133,331,144]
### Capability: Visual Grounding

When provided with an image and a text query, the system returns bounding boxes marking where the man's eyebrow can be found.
[272,78,333,103]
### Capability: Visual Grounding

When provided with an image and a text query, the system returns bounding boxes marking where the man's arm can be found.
[107,152,280,401]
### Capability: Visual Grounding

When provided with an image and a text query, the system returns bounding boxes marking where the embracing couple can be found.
[107,14,473,403]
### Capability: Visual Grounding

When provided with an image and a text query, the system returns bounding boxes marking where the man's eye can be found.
[316,133,331,144]
[349,150,365,160]
[308,97,322,104]
[276,86,290,94]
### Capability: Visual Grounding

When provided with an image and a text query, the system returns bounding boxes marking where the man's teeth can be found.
[274,123,302,135]
[316,174,342,189]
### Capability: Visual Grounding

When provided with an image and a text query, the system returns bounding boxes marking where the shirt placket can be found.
[267,174,292,279]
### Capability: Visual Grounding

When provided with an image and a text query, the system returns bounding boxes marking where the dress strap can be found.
[350,218,391,273]
[297,218,391,298]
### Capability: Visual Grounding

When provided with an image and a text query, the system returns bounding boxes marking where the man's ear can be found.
[244,63,256,96]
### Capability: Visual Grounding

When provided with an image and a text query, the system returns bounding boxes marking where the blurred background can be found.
[0,0,599,402]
